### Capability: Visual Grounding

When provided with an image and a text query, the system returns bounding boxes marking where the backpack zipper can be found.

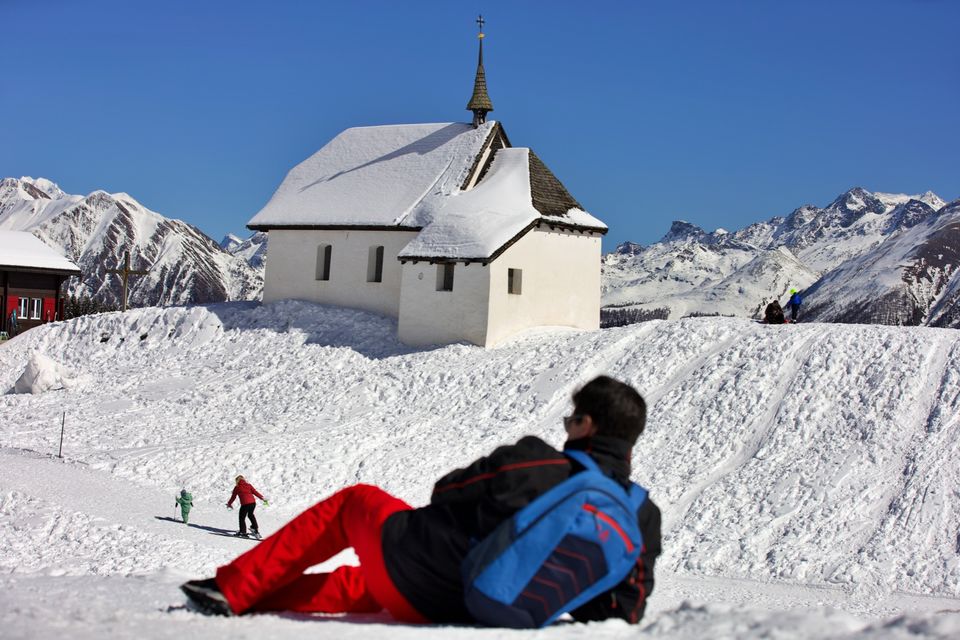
[582,503,634,552]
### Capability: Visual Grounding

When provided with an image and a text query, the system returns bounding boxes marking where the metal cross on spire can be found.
[467,14,493,127]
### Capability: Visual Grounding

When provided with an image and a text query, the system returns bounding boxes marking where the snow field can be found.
[2,300,960,638]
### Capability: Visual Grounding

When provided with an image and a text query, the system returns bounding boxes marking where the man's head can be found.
[567,376,647,445]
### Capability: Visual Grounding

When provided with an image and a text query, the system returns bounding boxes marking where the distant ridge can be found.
[603,187,960,327]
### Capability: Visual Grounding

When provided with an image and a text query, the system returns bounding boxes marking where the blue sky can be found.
[2,0,958,251]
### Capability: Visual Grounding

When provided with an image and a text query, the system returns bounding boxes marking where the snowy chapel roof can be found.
[0,231,80,274]
[247,121,606,261]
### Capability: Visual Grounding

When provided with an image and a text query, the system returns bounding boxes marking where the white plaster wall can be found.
[262,229,417,317]
[485,228,602,347]
[397,261,490,347]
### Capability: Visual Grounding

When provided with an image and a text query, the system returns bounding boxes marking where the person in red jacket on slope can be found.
[227,475,268,538]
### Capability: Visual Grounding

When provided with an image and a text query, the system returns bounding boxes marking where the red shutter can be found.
[42,298,56,322]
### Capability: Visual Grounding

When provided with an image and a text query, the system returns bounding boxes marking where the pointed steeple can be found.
[466,14,493,128]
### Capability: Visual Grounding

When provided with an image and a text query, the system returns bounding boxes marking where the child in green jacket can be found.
[176,489,194,524]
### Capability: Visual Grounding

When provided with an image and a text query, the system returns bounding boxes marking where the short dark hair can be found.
[573,376,646,445]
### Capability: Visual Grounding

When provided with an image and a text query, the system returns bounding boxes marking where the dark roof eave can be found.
[398,219,605,265]
[0,264,81,276]
[247,224,422,232]
[538,217,608,235]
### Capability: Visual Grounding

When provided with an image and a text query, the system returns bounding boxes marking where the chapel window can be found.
[316,244,332,281]
[367,246,384,283]
[508,268,522,295]
[436,263,454,291]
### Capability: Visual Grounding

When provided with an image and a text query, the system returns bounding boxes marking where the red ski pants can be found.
[215,484,427,622]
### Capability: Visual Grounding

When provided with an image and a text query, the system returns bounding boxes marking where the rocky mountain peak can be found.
[886,199,937,233]
[613,241,644,256]
[660,220,708,244]
[826,187,886,224]
[220,234,244,252]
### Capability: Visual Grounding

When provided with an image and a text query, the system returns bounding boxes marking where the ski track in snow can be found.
[2,300,960,639]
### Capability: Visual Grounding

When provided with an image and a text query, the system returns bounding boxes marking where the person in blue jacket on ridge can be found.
[786,289,802,322]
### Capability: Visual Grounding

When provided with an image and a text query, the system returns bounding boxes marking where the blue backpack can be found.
[461,450,648,628]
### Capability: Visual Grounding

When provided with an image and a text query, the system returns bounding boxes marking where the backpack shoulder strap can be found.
[564,449,600,473]
[566,450,649,508]
[627,482,649,510]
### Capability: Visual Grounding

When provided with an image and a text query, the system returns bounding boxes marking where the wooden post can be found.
[58,411,65,458]
[106,251,150,312]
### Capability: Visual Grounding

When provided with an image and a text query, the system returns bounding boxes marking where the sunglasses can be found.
[563,414,584,429]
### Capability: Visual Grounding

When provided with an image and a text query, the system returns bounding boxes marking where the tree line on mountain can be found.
[63,294,118,319]
[600,306,670,328]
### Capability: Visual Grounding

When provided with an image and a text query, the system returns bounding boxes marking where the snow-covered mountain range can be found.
[0,177,263,308]
[603,187,959,327]
[219,231,268,270]
[5,176,957,329]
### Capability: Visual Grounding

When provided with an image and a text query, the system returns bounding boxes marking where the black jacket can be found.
[381,434,662,624]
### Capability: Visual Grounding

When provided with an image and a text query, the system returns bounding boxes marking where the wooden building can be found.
[0,231,81,336]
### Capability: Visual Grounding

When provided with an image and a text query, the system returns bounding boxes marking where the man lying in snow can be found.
[181,375,662,627]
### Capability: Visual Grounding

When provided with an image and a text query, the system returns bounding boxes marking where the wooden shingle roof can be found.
[528,150,584,219]
[466,37,494,112]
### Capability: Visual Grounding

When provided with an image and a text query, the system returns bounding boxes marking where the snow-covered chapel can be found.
[247,22,607,347]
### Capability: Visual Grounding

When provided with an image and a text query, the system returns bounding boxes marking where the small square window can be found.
[436,263,454,291]
[508,268,522,295]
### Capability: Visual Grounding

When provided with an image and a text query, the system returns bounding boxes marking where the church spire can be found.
[466,14,493,128]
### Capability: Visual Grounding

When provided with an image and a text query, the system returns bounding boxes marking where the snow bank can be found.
[2,301,959,638]
[12,351,83,394]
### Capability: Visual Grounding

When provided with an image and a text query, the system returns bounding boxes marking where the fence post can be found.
[58,412,65,458]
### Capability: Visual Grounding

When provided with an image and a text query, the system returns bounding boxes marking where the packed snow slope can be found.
[2,302,960,639]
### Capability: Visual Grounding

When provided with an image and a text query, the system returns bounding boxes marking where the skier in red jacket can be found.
[182,377,661,625]
[227,475,268,538]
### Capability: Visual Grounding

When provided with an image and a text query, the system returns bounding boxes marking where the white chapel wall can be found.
[397,261,490,347]
[262,229,416,317]
[484,228,602,347]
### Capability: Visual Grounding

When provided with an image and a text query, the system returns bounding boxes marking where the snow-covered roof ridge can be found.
[248,122,496,229]
[0,230,81,273]
[399,147,605,261]
[248,121,605,260]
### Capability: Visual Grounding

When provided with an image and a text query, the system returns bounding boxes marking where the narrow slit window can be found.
[315,244,332,281]
[436,263,454,291]
[508,268,522,295]
[367,245,384,283]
